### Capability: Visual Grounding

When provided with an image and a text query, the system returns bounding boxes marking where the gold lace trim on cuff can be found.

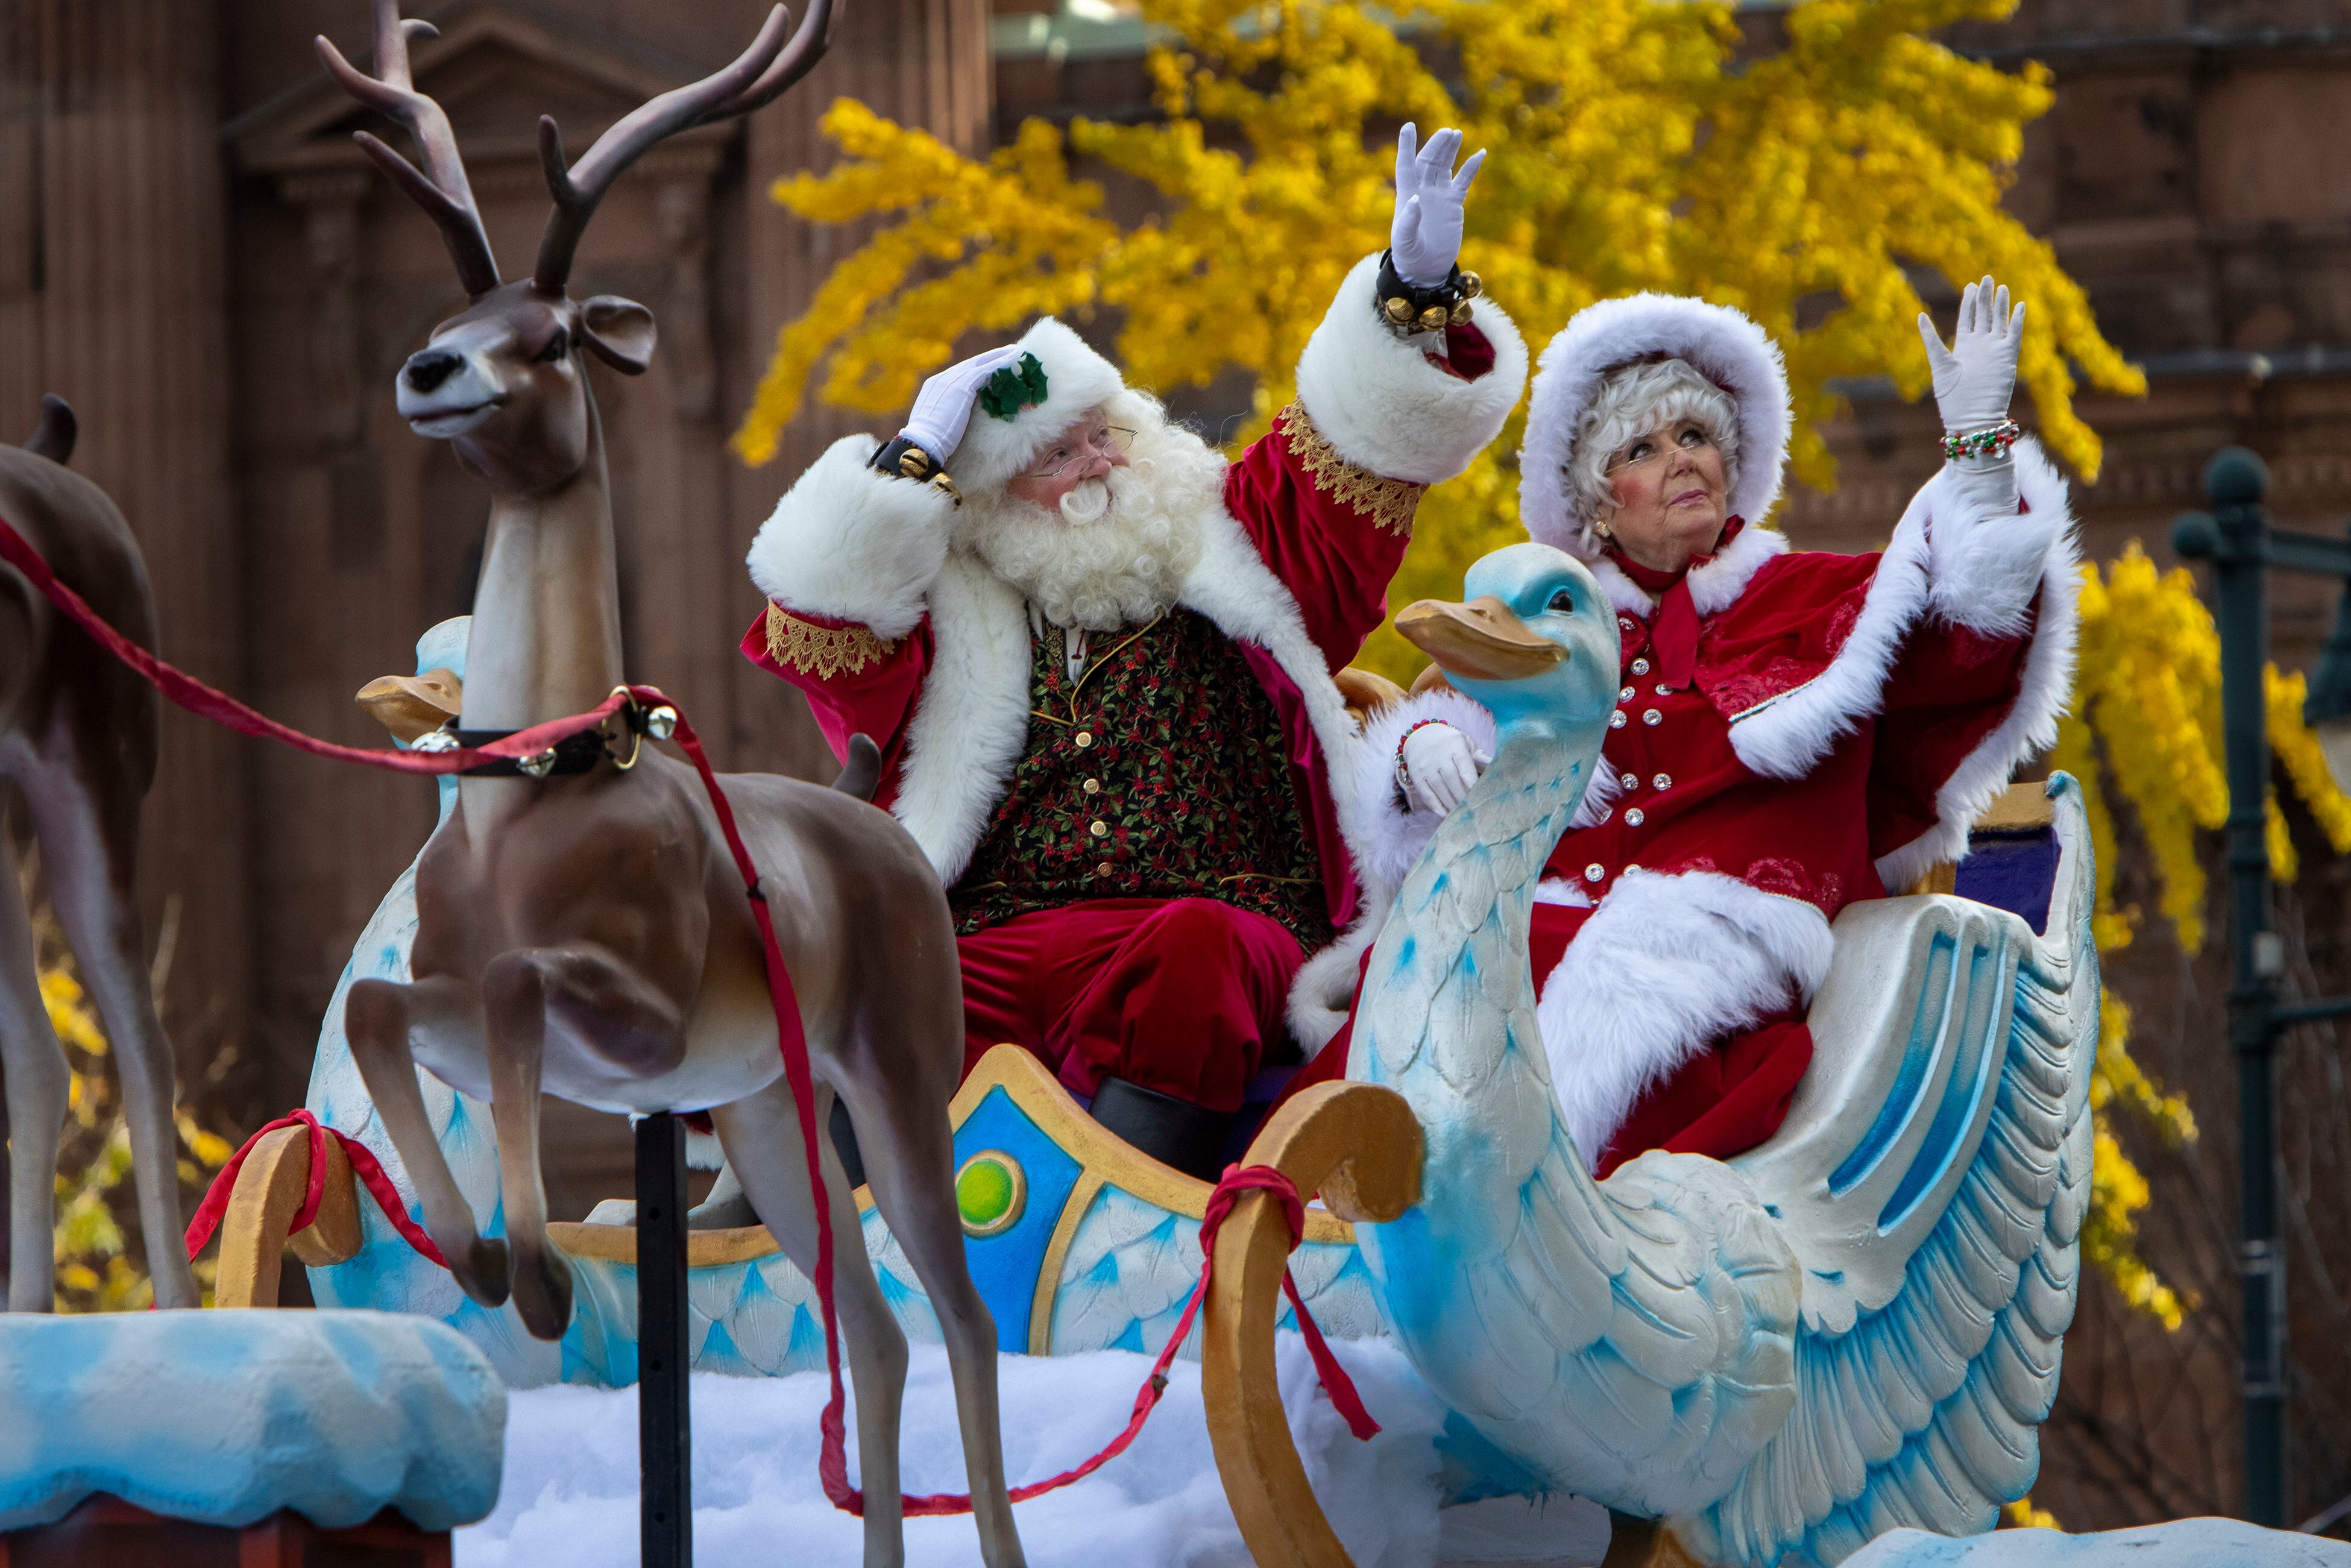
[765,603,899,680]
[1279,399,1424,538]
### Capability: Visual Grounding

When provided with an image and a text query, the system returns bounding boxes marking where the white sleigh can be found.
[204,618,2093,1568]
[1206,773,2094,1568]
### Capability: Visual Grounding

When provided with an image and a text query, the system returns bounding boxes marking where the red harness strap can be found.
[4,510,1376,1513]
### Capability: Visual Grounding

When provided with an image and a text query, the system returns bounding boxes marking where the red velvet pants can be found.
[1286,899,1811,1174]
[957,898,1306,1113]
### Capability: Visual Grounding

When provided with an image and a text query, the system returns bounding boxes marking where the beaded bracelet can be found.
[1940,420,2022,462]
[1375,251,1483,335]
[1393,717,1454,799]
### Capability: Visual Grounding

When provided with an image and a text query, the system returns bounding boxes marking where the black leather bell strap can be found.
[872,437,961,504]
[448,725,609,778]
[1374,250,1482,335]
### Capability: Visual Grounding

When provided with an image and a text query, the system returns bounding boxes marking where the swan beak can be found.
[357,669,464,744]
[1396,596,1567,681]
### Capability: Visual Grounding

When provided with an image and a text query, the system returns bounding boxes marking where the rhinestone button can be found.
[1618,617,1635,632]
[1619,771,1637,789]
[1619,686,1635,704]
[1083,778,1101,795]
[1625,807,1646,827]
[1075,731,1095,749]
[1610,711,1628,729]
[1089,820,1109,838]
[1655,684,1673,696]
[1642,708,1662,726]
[1584,863,1605,883]
[1653,773,1672,790]
[1631,658,1651,675]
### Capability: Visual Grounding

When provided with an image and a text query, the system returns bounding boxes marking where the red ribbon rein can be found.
[1,509,1375,1514]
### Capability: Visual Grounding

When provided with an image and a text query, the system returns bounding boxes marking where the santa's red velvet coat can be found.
[739,253,1527,1059]
[1320,292,2081,1174]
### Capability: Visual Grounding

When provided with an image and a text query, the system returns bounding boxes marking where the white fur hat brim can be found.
[1519,294,1792,559]
[952,317,1128,494]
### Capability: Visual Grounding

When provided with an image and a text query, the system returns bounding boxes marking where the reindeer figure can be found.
[0,397,200,1314]
[320,7,1026,1562]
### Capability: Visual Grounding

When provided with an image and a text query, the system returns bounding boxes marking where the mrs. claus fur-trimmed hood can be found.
[1519,294,1793,562]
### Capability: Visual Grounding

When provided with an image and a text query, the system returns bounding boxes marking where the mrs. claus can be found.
[1311,277,2080,1177]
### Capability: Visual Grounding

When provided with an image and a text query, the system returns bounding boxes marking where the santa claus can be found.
[1306,277,2078,1177]
[740,127,1526,1176]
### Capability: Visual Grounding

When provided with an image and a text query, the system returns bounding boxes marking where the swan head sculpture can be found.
[1394,543,1620,739]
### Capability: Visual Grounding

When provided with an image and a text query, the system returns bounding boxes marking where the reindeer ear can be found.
[580,296,658,375]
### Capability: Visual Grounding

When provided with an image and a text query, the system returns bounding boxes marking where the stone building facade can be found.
[2,0,987,1208]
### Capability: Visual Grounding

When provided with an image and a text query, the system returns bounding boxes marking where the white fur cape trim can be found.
[1520,294,1792,558]
[952,318,1129,496]
[745,434,954,641]
[1588,521,1792,621]
[1347,688,1624,904]
[1294,253,1528,486]
[1537,868,1833,1172]
[1873,441,2080,890]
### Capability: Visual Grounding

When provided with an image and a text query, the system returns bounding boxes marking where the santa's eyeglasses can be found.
[1023,424,1136,480]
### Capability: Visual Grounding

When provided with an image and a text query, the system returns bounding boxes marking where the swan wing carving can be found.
[1682,776,2095,1567]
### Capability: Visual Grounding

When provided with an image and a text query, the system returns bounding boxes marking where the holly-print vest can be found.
[951,609,1332,947]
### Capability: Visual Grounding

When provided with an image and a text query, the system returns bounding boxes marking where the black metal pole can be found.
[637,1111,692,1567]
[2178,447,2286,1526]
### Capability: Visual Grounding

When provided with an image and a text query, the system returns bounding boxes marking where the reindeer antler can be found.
[533,2,831,292]
[318,1,501,297]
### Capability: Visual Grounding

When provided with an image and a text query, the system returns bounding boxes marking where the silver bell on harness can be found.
[517,748,559,779]
[644,705,679,741]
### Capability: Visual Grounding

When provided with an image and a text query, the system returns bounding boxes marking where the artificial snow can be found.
[1847,1520,2351,1566]
[462,1332,1478,1567]
[0,1309,504,1532]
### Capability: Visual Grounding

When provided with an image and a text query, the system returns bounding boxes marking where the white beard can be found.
[954,394,1223,631]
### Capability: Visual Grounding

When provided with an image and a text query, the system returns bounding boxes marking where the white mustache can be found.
[1059,479,1113,525]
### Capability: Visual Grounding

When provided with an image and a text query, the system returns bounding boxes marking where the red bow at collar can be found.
[1605,515,1744,690]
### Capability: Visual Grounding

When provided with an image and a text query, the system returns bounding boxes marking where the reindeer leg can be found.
[344,974,509,1306]
[0,834,66,1312]
[844,1073,1027,1567]
[711,1077,911,1568]
[24,770,199,1309]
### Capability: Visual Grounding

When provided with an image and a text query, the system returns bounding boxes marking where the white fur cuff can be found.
[1294,253,1529,486]
[746,435,954,641]
[1536,869,1834,1170]
[1924,439,2076,639]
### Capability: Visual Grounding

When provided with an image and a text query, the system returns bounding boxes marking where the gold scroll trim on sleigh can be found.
[1279,400,1423,538]
[766,603,899,680]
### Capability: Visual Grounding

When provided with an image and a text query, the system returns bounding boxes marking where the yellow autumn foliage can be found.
[35,919,233,1312]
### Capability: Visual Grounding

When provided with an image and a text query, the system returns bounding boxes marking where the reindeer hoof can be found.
[512,1248,574,1341]
[450,1236,512,1308]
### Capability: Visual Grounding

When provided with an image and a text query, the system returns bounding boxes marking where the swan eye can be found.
[1546,588,1575,613]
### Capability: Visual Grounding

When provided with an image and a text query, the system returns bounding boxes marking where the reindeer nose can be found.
[404,350,464,395]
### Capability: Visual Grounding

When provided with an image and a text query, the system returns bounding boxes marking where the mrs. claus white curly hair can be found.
[1567,357,1742,550]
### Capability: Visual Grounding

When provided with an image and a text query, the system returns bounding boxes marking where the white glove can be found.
[1390,124,1485,288]
[898,343,1031,462]
[1399,722,1488,816]
[1916,274,2025,435]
